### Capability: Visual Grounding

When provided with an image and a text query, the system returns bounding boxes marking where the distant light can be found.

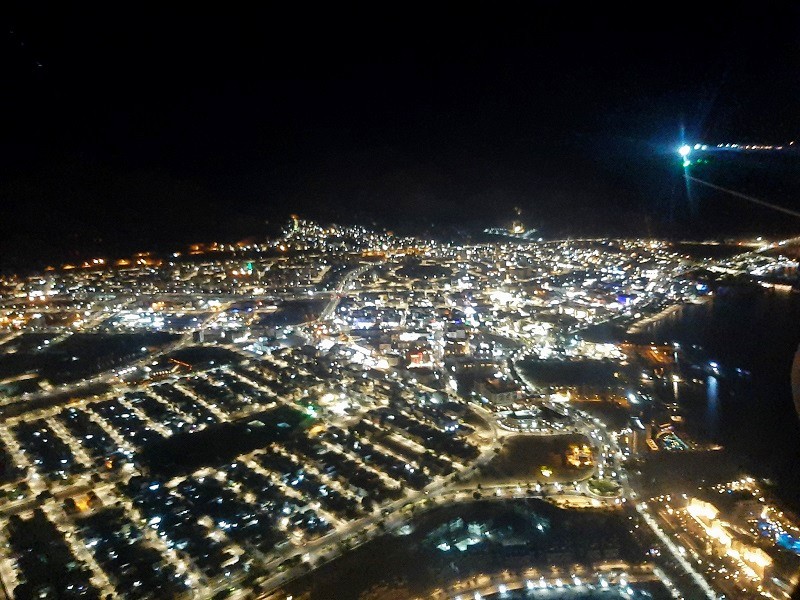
[678,145,692,158]
[693,143,701,150]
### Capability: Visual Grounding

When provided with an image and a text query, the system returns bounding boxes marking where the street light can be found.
[678,145,692,167]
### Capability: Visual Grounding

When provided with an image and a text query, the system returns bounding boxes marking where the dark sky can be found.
[2,3,800,268]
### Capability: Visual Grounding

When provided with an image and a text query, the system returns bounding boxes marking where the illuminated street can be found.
[2,7,800,599]
[0,220,798,599]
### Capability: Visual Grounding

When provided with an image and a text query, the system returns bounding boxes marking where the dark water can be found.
[632,286,800,510]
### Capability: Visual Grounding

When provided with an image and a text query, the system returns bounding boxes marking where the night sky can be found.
[2,4,800,269]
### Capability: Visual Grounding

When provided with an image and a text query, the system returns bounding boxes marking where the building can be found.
[475,376,522,406]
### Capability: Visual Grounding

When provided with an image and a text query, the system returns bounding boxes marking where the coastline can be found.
[626,295,713,334]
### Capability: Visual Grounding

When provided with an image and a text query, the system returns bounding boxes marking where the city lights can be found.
[0,216,798,600]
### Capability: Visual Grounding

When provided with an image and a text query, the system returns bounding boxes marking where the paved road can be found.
[319,264,375,321]
[438,567,662,600]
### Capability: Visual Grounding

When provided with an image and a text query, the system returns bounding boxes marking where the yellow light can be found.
[709,522,731,546]
[687,498,718,521]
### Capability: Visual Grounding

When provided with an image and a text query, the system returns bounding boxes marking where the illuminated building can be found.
[475,376,522,406]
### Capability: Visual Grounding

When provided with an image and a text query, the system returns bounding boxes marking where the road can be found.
[318,264,375,321]
[0,302,231,416]
[434,565,664,600]
[1,250,755,599]
[251,418,623,599]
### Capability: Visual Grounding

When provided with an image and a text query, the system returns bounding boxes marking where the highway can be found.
[318,264,375,321]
